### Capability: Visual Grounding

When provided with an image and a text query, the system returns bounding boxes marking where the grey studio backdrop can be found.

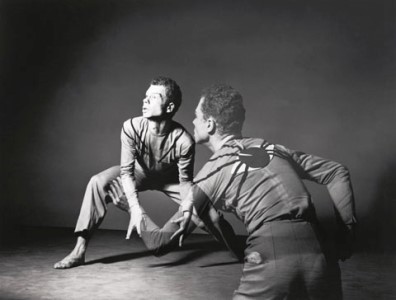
[1,0,395,250]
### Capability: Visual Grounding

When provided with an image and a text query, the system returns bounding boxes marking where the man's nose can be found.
[143,97,149,104]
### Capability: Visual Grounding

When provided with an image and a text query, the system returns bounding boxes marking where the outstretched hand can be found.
[170,211,192,247]
[107,177,146,239]
[126,205,146,239]
[108,178,129,212]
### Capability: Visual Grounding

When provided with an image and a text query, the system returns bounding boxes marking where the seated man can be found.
[173,84,357,299]
[54,77,242,269]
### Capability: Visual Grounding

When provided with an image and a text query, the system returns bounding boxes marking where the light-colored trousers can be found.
[75,166,199,255]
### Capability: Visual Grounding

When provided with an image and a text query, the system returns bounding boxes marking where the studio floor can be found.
[0,227,395,300]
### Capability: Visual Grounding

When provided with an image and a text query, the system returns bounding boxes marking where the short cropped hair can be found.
[200,84,245,135]
[150,76,182,117]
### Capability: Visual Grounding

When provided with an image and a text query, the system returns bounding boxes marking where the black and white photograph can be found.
[1,0,395,299]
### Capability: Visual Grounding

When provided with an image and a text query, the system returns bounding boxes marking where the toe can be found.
[53,261,65,269]
[53,256,84,269]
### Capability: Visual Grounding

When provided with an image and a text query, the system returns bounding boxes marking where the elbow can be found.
[325,163,351,183]
[337,164,351,180]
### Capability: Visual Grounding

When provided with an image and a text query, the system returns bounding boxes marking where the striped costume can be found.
[192,138,356,299]
[75,117,196,254]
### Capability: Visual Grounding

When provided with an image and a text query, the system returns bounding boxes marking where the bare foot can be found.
[54,254,85,269]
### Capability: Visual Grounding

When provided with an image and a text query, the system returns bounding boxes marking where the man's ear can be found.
[166,102,175,114]
[207,118,216,134]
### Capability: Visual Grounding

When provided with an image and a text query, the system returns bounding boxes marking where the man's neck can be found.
[147,118,172,135]
[207,133,242,153]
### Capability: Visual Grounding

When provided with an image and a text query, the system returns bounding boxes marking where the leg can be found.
[234,221,335,300]
[233,252,300,300]
[233,223,300,300]
[74,166,121,235]
[160,183,207,229]
[139,183,198,256]
[53,236,87,269]
[140,206,195,256]
[54,166,121,269]
[140,183,244,259]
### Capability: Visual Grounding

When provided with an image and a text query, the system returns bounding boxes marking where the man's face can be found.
[142,85,168,119]
[193,97,210,144]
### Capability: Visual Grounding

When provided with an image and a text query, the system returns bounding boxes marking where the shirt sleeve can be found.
[193,158,224,207]
[177,134,195,183]
[191,185,212,216]
[120,119,139,206]
[279,145,357,227]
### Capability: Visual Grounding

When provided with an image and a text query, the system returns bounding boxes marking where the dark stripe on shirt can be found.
[193,160,239,184]
[158,129,185,163]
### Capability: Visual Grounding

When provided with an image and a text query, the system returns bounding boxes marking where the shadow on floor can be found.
[85,239,242,267]
[0,227,395,300]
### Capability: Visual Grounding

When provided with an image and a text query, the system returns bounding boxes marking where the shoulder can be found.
[238,137,269,148]
[170,121,195,147]
[272,143,297,156]
[194,147,234,182]
[123,117,146,133]
[238,137,289,154]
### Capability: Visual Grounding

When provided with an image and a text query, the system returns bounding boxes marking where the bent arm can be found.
[120,123,140,208]
[177,138,195,202]
[284,146,357,260]
[283,146,357,231]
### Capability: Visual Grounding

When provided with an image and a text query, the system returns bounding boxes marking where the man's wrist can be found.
[129,203,146,215]
[181,199,193,213]
[127,196,140,208]
[129,203,141,211]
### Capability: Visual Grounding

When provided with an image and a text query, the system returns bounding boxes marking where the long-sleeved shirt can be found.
[120,116,195,205]
[192,138,356,235]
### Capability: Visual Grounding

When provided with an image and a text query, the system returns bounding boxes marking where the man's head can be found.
[193,84,245,144]
[142,76,182,120]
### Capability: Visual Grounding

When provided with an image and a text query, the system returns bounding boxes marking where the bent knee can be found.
[89,167,119,189]
[88,175,107,193]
